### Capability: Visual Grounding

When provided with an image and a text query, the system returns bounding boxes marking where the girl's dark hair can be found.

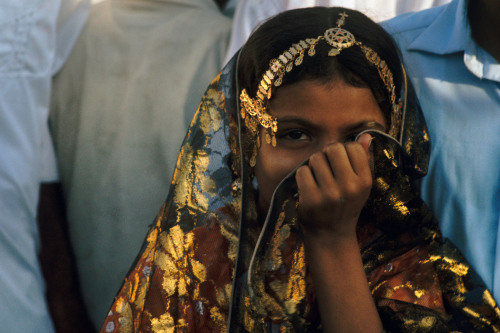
[237,7,404,123]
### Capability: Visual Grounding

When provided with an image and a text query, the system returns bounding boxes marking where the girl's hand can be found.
[296,133,383,333]
[296,133,373,241]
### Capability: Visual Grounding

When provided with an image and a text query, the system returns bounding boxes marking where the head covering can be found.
[101,11,499,333]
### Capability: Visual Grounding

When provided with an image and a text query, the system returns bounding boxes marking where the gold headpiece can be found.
[240,12,402,152]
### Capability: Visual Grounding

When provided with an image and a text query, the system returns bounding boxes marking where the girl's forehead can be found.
[269,80,386,131]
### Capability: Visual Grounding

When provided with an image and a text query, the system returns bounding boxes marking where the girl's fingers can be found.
[345,143,372,180]
[307,152,337,191]
[356,133,372,154]
[323,143,355,182]
[321,142,372,198]
[298,140,372,205]
[296,165,319,198]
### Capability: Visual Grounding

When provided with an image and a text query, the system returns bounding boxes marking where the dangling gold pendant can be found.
[295,53,304,66]
[275,75,283,87]
[250,145,258,167]
[231,178,242,196]
[328,48,340,56]
[265,132,271,145]
[308,45,316,56]
[249,155,257,167]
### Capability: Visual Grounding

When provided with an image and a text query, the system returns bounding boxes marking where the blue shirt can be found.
[384,0,500,302]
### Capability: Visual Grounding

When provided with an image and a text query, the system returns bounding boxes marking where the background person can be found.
[223,0,450,64]
[383,0,500,303]
[0,0,92,331]
[49,0,232,327]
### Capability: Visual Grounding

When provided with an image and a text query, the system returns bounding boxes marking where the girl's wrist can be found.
[302,226,359,252]
[300,217,359,244]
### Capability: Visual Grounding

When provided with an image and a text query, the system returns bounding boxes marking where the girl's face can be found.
[254,79,387,214]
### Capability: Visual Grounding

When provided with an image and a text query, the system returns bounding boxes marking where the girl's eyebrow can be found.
[276,116,320,130]
[276,117,386,132]
[346,121,386,132]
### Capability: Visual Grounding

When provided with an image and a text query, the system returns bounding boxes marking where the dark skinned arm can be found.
[37,182,96,333]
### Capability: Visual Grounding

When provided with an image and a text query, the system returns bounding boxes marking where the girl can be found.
[102,7,499,332]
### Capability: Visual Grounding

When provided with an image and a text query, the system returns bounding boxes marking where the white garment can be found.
[0,0,89,332]
[223,0,240,17]
[224,0,450,64]
[50,0,231,326]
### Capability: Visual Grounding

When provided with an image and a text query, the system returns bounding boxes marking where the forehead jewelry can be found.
[240,12,402,151]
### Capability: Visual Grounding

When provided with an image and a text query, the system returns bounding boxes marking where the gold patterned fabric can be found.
[101,56,500,333]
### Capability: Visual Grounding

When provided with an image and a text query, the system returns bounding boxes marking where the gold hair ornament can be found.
[240,12,403,154]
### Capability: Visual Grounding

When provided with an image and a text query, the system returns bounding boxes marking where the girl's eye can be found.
[282,129,310,141]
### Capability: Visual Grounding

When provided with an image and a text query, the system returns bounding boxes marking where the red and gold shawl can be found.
[101,57,500,333]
